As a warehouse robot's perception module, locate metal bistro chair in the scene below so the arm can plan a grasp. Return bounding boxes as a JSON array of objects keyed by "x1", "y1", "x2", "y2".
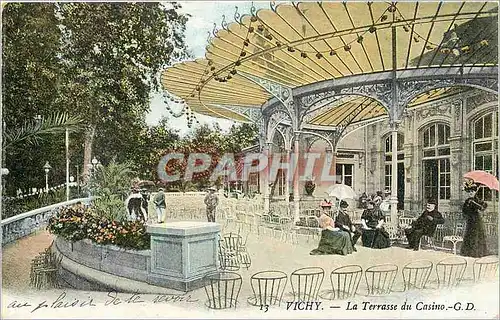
[
  {"x1": 223, "y1": 209, "x2": 238, "y2": 231},
  {"x1": 306, "y1": 215, "x2": 321, "y2": 241},
  {"x1": 364, "y1": 264, "x2": 398, "y2": 296},
  {"x1": 473, "y1": 256, "x2": 499, "y2": 283},
  {"x1": 320, "y1": 265, "x2": 362, "y2": 300},
  {"x1": 237, "y1": 233, "x2": 252, "y2": 269},
  {"x1": 402, "y1": 260, "x2": 433, "y2": 291},
  {"x1": 203, "y1": 272, "x2": 242, "y2": 309},
  {"x1": 442, "y1": 223, "x2": 464, "y2": 255},
  {"x1": 290, "y1": 267, "x2": 324, "y2": 302},
  {"x1": 435, "y1": 256, "x2": 467, "y2": 288},
  {"x1": 218, "y1": 234, "x2": 240, "y2": 271},
  {"x1": 279, "y1": 216, "x2": 299, "y2": 244},
  {"x1": 248, "y1": 270, "x2": 287, "y2": 308},
  {"x1": 384, "y1": 224, "x2": 401, "y2": 245},
  {"x1": 252, "y1": 213, "x2": 263, "y2": 238},
  {"x1": 30, "y1": 248, "x2": 63, "y2": 290}
]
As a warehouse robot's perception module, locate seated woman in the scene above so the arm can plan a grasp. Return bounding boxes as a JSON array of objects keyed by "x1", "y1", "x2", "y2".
[
  {"x1": 335, "y1": 200, "x2": 361, "y2": 250},
  {"x1": 360, "y1": 200, "x2": 391, "y2": 249},
  {"x1": 310, "y1": 201, "x2": 354, "y2": 255}
]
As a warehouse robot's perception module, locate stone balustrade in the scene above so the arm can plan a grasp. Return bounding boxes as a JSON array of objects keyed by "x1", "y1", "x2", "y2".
[{"x1": 1, "y1": 197, "x2": 91, "y2": 246}]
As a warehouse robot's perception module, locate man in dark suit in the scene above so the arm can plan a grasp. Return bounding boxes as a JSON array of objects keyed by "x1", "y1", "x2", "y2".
[
  {"x1": 127, "y1": 188, "x2": 144, "y2": 221},
  {"x1": 404, "y1": 199, "x2": 445, "y2": 251},
  {"x1": 335, "y1": 200, "x2": 362, "y2": 249}
]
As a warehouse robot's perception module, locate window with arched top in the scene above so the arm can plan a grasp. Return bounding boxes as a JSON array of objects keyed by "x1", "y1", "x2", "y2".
[
  {"x1": 421, "y1": 123, "x2": 451, "y2": 201},
  {"x1": 472, "y1": 112, "x2": 498, "y2": 201}
]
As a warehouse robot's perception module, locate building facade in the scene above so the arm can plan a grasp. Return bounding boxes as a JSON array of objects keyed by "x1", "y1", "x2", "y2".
[{"x1": 252, "y1": 90, "x2": 498, "y2": 215}]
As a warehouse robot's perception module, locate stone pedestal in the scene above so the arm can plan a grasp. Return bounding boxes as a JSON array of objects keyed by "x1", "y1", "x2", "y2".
[{"x1": 146, "y1": 221, "x2": 220, "y2": 292}]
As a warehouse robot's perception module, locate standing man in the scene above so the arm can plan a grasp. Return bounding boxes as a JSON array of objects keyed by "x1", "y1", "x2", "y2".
[
  {"x1": 154, "y1": 188, "x2": 166, "y2": 223},
  {"x1": 404, "y1": 199, "x2": 444, "y2": 251},
  {"x1": 204, "y1": 187, "x2": 219, "y2": 222},
  {"x1": 140, "y1": 188, "x2": 150, "y2": 221}
]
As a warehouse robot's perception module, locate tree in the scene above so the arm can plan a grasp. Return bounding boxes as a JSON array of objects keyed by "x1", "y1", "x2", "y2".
[
  {"x1": 2, "y1": 113, "x2": 82, "y2": 153},
  {"x1": 2, "y1": 3, "x2": 190, "y2": 194},
  {"x1": 159, "y1": 123, "x2": 258, "y2": 191},
  {"x1": 134, "y1": 117, "x2": 180, "y2": 180},
  {"x1": 2, "y1": 3, "x2": 76, "y2": 194},
  {"x1": 56, "y1": 2, "x2": 190, "y2": 179},
  {"x1": 225, "y1": 123, "x2": 259, "y2": 153},
  {"x1": 2, "y1": 3, "x2": 63, "y2": 126}
]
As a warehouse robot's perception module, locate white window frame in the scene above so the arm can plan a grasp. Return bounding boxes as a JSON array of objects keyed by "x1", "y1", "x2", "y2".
[
  {"x1": 336, "y1": 163, "x2": 354, "y2": 188},
  {"x1": 472, "y1": 112, "x2": 498, "y2": 201},
  {"x1": 422, "y1": 123, "x2": 451, "y2": 200}
]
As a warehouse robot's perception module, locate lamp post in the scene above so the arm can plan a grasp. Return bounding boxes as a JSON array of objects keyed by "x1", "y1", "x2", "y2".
[
  {"x1": 75, "y1": 165, "x2": 80, "y2": 196},
  {"x1": 66, "y1": 128, "x2": 70, "y2": 201},
  {"x1": 87, "y1": 157, "x2": 99, "y2": 197},
  {"x1": 69, "y1": 176, "x2": 75, "y2": 198},
  {"x1": 43, "y1": 161, "x2": 52, "y2": 192}
]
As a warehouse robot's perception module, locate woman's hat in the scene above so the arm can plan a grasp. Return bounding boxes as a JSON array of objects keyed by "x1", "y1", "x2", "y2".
[
  {"x1": 320, "y1": 200, "x2": 332, "y2": 207},
  {"x1": 463, "y1": 180, "x2": 478, "y2": 192},
  {"x1": 426, "y1": 198, "x2": 437, "y2": 205}
]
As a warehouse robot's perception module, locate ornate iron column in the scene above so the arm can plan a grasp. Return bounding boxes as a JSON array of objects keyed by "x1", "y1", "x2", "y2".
[
  {"x1": 389, "y1": 125, "x2": 399, "y2": 225},
  {"x1": 263, "y1": 142, "x2": 272, "y2": 214},
  {"x1": 389, "y1": 25, "x2": 400, "y2": 227},
  {"x1": 292, "y1": 132, "x2": 301, "y2": 222},
  {"x1": 284, "y1": 147, "x2": 291, "y2": 216},
  {"x1": 449, "y1": 98, "x2": 465, "y2": 212}
]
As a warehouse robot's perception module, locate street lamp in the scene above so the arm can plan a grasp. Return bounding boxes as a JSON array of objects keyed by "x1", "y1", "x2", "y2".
[
  {"x1": 75, "y1": 165, "x2": 80, "y2": 196},
  {"x1": 87, "y1": 157, "x2": 99, "y2": 197},
  {"x1": 43, "y1": 161, "x2": 52, "y2": 192}
]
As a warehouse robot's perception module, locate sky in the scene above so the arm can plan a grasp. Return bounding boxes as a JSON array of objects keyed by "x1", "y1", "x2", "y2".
[{"x1": 145, "y1": 1, "x2": 271, "y2": 136}]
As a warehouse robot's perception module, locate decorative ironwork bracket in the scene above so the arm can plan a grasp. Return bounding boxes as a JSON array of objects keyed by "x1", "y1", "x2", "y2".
[
  {"x1": 297, "y1": 82, "x2": 393, "y2": 128},
  {"x1": 267, "y1": 110, "x2": 291, "y2": 145},
  {"x1": 239, "y1": 71, "x2": 297, "y2": 130},
  {"x1": 220, "y1": 105, "x2": 262, "y2": 123}
]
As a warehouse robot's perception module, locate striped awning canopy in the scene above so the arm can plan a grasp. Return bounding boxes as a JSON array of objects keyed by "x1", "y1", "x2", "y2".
[{"x1": 161, "y1": 2, "x2": 498, "y2": 126}]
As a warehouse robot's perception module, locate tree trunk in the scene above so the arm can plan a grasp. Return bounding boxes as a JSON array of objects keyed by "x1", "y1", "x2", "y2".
[{"x1": 82, "y1": 125, "x2": 96, "y2": 183}]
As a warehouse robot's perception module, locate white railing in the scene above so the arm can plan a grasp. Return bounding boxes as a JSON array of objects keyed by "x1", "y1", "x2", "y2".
[
  {"x1": 6, "y1": 183, "x2": 79, "y2": 200},
  {"x1": 1, "y1": 197, "x2": 91, "y2": 246}
]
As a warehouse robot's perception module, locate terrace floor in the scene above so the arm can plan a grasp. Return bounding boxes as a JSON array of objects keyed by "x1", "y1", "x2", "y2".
[{"x1": 2, "y1": 224, "x2": 498, "y2": 319}]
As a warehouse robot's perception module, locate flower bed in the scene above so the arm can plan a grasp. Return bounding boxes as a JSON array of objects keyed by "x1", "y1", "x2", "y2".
[{"x1": 47, "y1": 203, "x2": 150, "y2": 250}]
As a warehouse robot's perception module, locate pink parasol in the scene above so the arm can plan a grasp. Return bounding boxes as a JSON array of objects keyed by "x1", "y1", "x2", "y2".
[{"x1": 464, "y1": 170, "x2": 499, "y2": 191}]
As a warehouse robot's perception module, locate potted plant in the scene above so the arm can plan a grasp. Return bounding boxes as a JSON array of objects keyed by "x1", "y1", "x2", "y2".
[{"x1": 304, "y1": 180, "x2": 316, "y2": 196}]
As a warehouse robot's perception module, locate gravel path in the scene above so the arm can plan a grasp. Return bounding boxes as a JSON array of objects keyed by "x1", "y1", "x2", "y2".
[{"x1": 2, "y1": 230, "x2": 55, "y2": 292}]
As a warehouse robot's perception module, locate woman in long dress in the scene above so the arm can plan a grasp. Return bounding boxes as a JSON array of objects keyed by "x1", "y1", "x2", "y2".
[
  {"x1": 461, "y1": 183, "x2": 488, "y2": 258},
  {"x1": 360, "y1": 200, "x2": 391, "y2": 249},
  {"x1": 310, "y1": 201, "x2": 354, "y2": 255}
]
